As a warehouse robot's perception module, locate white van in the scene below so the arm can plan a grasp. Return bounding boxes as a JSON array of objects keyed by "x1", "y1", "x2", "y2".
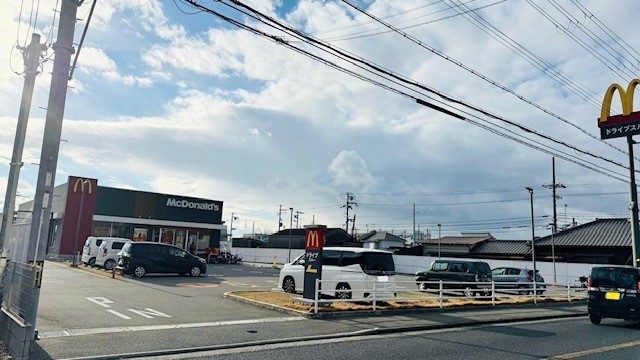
[
  {"x1": 95, "y1": 238, "x2": 130, "y2": 270},
  {"x1": 278, "y1": 247, "x2": 396, "y2": 300},
  {"x1": 82, "y1": 237, "x2": 130, "y2": 267}
]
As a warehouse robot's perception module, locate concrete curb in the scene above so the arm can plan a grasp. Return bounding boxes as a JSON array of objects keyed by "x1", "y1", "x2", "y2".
[{"x1": 223, "y1": 292, "x2": 312, "y2": 317}]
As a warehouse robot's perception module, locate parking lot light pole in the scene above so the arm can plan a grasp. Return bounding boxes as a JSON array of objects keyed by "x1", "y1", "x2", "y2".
[
  {"x1": 526, "y1": 187, "x2": 537, "y2": 282},
  {"x1": 288, "y1": 207, "x2": 293, "y2": 263},
  {"x1": 72, "y1": 179, "x2": 89, "y2": 267},
  {"x1": 437, "y1": 223, "x2": 441, "y2": 258}
]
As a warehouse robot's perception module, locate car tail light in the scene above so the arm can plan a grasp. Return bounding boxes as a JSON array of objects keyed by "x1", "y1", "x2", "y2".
[
  {"x1": 637, "y1": 281, "x2": 640, "y2": 291},
  {"x1": 103, "y1": 248, "x2": 107, "y2": 257},
  {"x1": 526, "y1": 274, "x2": 533, "y2": 282}
]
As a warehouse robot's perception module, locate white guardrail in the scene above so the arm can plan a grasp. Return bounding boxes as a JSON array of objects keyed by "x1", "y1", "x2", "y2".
[{"x1": 308, "y1": 279, "x2": 588, "y2": 314}]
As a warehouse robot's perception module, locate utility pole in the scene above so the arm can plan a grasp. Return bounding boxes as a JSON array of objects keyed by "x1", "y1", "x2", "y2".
[
  {"x1": 25, "y1": 0, "x2": 81, "y2": 342},
  {"x1": 0, "y1": 33, "x2": 46, "y2": 264},
  {"x1": 294, "y1": 210, "x2": 303, "y2": 228},
  {"x1": 278, "y1": 205, "x2": 286, "y2": 232},
  {"x1": 342, "y1": 193, "x2": 357, "y2": 233},
  {"x1": 229, "y1": 213, "x2": 238, "y2": 239},
  {"x1": 543, "y1": 157, "x2": 566, "y2": 234}
]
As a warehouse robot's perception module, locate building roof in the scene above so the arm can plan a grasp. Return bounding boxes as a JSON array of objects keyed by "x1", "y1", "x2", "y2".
[
  {"x1": 536, "y1": 218, "x2": 630, "y2": 247},
  {"x1": 357, "y1": 230, "x2": 406, "y2": 244},
  {"x1": 421, "y1": 235, "x2": 492, "y2": 246},
  {"x1": 471, "y1": 240, "x2": 531, "y2": 255}
]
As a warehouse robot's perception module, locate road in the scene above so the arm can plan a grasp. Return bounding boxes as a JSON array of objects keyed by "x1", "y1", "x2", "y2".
[
  {"x1": 138, "y1": 317, "x2": 640, "y2": 360},
  {"x1": 29, "y1": 261, "x2": 584, "y2": 359}
]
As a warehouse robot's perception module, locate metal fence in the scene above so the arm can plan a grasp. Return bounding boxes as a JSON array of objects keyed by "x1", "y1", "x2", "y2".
[
  {"x1": 308, "y1": 279, "x2": 588, "y2": 314},
  {"x1": 1, "y1": 261, "x2": 36, "y2": 324}
]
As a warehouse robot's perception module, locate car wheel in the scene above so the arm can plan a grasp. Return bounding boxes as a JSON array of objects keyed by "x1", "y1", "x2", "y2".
[
  {"x1": 418, "y1": 282, "x2": 428, "y2": 291},
  {"x1": 336, "y1": 283, "x2": 352, "y2": 300},
  {"x1": 282, "y1": 276, "x2": 296, "y2": 293},
  {"x1": 189, "y1": 266, "x2": 201, "y2": 277},
  {"x1": 518, "y1": 285, "x2": 530, "y2": 295},
  {"x1": 133, "y1": 265, "x2": 146, "y2": 278},
  {"x1": 463, "y1": 287, "x2": 475, "y2": 298},
  {"x1": 104, "y1": 259, "x2": 116, "y2": 270},
  {"x1": 88, "y1": 257, "x2": 96, "y2": 267},
  {"x1": 590, "y1": 314, "x2": 602, "y2": 325}
]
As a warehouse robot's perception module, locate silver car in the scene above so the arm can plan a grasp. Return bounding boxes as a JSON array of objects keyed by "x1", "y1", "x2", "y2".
[{"x1": 491, "y1": 267, "x2": 545, "y2": 295}]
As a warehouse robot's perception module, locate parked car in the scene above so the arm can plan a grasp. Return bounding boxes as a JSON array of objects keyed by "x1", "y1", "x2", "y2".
[
  {"x1": 81, "y1": 237, "x2": 130, "y2": 267},
  {"x1": 95, "y1": 238, "x2": 130, "y2": 270},
  {"x1": 491, "y1": 267, "x2": 546, "y2": 295},
  {"x1": 415, "y1": 259, "x2": 492, "y2": 297},
  {"x1": 278, "y1": 247, "x2": 396, "y2": 300},
  {"x1": 587, "y1": 265, "x2": 640, "y2": 324},
  {"x1": 117, "y1": 242, "x2": 207, "y2": 278}
]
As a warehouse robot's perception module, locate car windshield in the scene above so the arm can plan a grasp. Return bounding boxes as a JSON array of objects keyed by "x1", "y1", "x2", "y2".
[{"x1": 590, "y1": 267, "x2": 639, "y2": 289}]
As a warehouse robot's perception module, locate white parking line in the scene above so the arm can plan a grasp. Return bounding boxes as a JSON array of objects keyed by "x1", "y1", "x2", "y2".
[
  {"x1": 250, "y1": 271, "x2": 263, "y2": 274},
  {"x1": 38, "y1": 317, "x2": 306, "y2": 339}
]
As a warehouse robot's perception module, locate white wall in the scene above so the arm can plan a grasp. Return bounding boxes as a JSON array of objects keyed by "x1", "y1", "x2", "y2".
[{"x1": 233, "y1": 248, "x2": 596, "y2": 285}]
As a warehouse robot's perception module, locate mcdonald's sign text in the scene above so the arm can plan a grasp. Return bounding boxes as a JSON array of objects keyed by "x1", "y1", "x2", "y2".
[{"x1": 598, "y1": 79, "x2": 640, "y2": 139}]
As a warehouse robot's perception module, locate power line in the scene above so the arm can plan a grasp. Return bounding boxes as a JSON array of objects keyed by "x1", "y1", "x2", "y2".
[
  {"x1": 342, "y1": 0, "x2": 637, "y2": 163},
  {"x1": 182, "y1": 0, "x2": 633, "y2": 183}
]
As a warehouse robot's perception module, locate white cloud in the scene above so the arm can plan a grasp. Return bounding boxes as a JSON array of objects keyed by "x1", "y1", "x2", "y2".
[{"x1": 329, "y1": 151, "x2": 376, "y2": 191}]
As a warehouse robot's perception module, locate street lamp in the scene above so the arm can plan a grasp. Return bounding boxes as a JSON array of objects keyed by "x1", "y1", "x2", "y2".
[
  {"x1": 525, "y1": 187, "x2": 537, "y2": 283},
  {"x1": 437, "y1": 223, "x2": 441, "y2": 259},
  {"x1": 72, "y1": 179, "x2": 90, "y2": 267},
  {"x1": 288, "y1": 207, "x2": 293, "y2": 262}
]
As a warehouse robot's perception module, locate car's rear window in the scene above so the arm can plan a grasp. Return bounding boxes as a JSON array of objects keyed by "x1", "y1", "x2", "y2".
[
  {"x1": 590, "y1": 267, "x2": 639, "y2": 289},
  {"x1": 476, "y1": 262, "x2": 491, "y2": 274},
  {"x1": 360, "y1": 252, "x2": 396, "y2": 275}
]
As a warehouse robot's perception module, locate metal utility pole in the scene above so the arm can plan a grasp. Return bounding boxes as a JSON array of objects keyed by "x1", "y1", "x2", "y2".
[
  {"x1": 25, "y1": 0, "x2": 80, "y2": 341},
  {"x1": 287, "y1": 207, "x2": 293, "y2": 262},
  {"x1": 525, "y1": 187, "x2": 537, "y2": 280},
  {"x1": 543, "y1": 157, "x2": 566, "y2": 234},
  {"x1": 0, "y1": 33, "x2": 46, "y2": 263},
  {"x1": 627, "y1": 136, "x2": 640, "y2": 266}
]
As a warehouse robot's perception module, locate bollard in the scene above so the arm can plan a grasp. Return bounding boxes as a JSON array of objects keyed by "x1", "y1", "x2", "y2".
[
  {"x1": 111, "y1": 266, "x2": 116, "y2": 279},
  {"x1": 272, "y1": 256, "x2": 278, "y2": 269}
]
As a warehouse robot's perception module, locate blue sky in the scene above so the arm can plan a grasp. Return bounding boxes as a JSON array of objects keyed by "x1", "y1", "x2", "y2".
[{"x1": 1, "y1": 0, "x2": 639, "y2": 239}]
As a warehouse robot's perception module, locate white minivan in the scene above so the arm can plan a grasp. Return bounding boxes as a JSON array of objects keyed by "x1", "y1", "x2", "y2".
[
  {"x1": 95, "y1": 238, "x2": 130, "y2": 270},
  {"x1": 278, "y1": 247, "x2": 396, "y2": 300},
  {"x1": 82, "y1": 237, "x2": 130, "y2": 267}
]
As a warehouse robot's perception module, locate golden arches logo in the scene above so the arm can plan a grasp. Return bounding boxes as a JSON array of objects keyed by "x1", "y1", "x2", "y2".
[
  {"x1": 73, "y1": 178, "x2": 93, "y2": 194},
  {"x1": 306, "y1": 230, "x2": 320, "y2": 248},
  {"x1": 600, "y1": 78, "x2": 640, "y2": 123}
]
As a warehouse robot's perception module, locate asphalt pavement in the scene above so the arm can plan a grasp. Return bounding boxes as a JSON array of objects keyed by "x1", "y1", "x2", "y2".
[{"x1": 22, "y1": 262, "x2": 588, "y2": 359}]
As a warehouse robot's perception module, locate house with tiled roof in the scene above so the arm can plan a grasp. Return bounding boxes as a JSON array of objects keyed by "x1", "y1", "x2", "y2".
[
  {"x1": 357, "y1": 230, "x2": 407, "y2": 251},
  {"x1": 420, "y1": 232, "x2": 494, "y2": 257},
  {"x1": 534, "y1": 218, "x2": 631, "y2": 264}
]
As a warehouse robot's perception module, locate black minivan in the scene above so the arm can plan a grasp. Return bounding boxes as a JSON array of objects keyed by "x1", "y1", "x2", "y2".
[
  {"x1": 587, "y1": 265, "x2": 640, "y2": 324},
  {"x1": 117, "y1": 242, "x2": 207, "y2": 278}
]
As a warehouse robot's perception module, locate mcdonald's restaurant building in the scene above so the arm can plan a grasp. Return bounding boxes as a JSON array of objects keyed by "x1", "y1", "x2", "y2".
[{"x1": 18, "y1": 175, "x2": 226, "y2": 260}]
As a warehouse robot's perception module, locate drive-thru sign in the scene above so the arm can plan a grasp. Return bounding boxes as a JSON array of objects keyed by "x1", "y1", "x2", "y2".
[{"x1": 303, "y1": 225, "x2": 325, "y2": 300}]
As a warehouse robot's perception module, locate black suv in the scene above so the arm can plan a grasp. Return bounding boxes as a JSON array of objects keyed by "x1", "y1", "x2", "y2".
[
  {"x1": 117, "y1": 242, "x2": 207, "y2": 278},
  {"x1": 415, "y1": 259, "x2": 492, "y2": 297},
  {"x1": 587, "y1": 265, "x2": 640, "y2": 324}
]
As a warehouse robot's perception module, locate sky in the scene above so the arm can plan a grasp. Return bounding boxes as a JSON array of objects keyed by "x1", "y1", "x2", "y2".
[{"x1": 1, "y1": 0, "x2": 639, "y2": 240}]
